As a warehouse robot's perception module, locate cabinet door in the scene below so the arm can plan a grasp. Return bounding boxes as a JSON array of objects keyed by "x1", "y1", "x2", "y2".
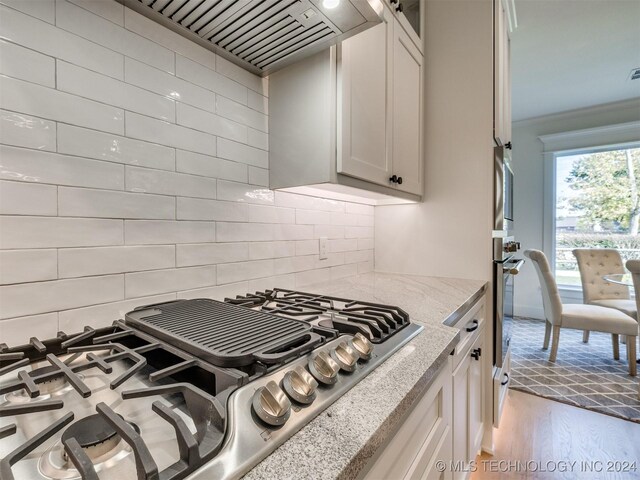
[
  {"x1": 338, "y1": 14, "x2": 393, "y2": 186},
  {"x1": 391, "y1": 20, "x2": 424, "y2": 196},
  {"x1": 468, "y1": 335, "x2": 485, "y2": 458},
  {"x1": 451, "y1": 353, "x2": 470, "y2": 480},
  {"x1": 494, "y1": 0, "x2": 512, "y2": 145}
]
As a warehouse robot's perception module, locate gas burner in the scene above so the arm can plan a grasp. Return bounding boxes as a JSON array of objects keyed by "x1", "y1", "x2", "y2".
[
  {"x1": 62, "y1": 414, "x2": 137, "y2": 460},
  {"x1": 4, "y1": 366, "x2": 83, "y2": 404},
  {"x1": 39, "y1": 414, "x2": 141, "y2": 479}
]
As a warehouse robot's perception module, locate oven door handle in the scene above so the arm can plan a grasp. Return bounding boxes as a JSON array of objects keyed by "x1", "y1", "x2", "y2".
[{"x1": 503, "y1": 259, "x2": 525, "y2": 275}]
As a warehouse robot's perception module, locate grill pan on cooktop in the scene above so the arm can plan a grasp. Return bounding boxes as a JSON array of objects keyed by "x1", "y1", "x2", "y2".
[{"x1": 125, "y1": 298, "x2": 323, "y2": 367}]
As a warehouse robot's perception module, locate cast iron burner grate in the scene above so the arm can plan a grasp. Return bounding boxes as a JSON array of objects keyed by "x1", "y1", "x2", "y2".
[{"x1": 224, "y1": 288, "x2": 411, "y2": 343}]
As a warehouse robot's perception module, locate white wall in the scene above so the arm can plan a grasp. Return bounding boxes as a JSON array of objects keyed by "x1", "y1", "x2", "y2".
[
  {"x1": 512, "y1": 99, "x2": 640, "y2": 319},
  {"x1": 0, "y1": 0, "x2": 374, "y2": 346},
  {"x1": 375, "y1": 0, "x2": 494, "y2": 284}
]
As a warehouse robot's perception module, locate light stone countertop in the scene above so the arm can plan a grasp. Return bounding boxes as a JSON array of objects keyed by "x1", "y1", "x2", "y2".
[{"x1": 243, "y1": 272, "x2": 487, "y2": 480}]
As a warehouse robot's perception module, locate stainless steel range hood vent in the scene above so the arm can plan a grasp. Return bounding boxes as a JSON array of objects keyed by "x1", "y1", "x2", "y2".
[{"x1": 120, "y1": 0, "x2": 384, "y2": 76}]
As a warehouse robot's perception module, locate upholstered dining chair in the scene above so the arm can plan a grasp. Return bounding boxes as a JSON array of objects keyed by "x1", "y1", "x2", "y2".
[
  {"x1": 573, "y1": 249, "x2": 637, "y2": 343},
  {"x1": 624, "y1": 260, "x2": 640, "y2": 399},
  {"x1": 525, "y1": 249, "x2": 637, "y2": 375}
]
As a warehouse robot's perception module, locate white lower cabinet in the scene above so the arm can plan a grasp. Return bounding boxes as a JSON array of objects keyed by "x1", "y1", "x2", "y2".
[
  {"x1": 362, "y1": 358, "x2": 453, "y2": 480},
  {"x1": 362, "y1": 296, "x2": 487, "y2": 480}
]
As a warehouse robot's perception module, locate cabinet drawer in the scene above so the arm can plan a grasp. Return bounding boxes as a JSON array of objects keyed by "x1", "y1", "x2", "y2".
[
  {"x1": 450, "y1": 298, "x2": 485, "y2": 368},
  {"x1": 362, "y1": 359, "x2": 452, "y2": 480}
]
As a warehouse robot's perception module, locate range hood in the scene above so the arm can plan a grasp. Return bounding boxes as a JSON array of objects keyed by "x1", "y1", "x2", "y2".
[{"x1": 119, "y1": 0, "x2": 384, "y2": 77}]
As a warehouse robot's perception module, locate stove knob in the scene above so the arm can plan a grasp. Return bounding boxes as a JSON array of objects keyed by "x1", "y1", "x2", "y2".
[
  {"x1": 281, "y1": 365, "x2": 318, "y2": 404},
  {"x1": 252, "y1": 380, "x2": 291, "y2": 426},
  {"x1": 330, "y1": 341, "x2": 359, "y2": 373},
  {"x1": 308, "y1": 351, "x2": 340, "y2": 385},
  {"x1": 349, "y1": 333, "x2": 373, "y2": 360}
]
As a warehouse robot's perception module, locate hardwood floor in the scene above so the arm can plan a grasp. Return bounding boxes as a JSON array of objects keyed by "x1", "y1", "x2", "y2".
[{"x1": 471, "y1": 390, "x2": 640, "y2": 480}]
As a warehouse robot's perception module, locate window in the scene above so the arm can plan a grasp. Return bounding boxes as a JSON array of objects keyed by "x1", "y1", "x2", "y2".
[{"x1": 554, "y1": 146, "x2": 640, "y2": 285}]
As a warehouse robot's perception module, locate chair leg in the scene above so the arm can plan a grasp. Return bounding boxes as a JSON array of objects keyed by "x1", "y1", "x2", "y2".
[
  {"x1": 549, "y1": 326, "x2": 561, "y2": 363},
  {"x1": 628, "y1": 336, "x2": 637, "y2": 376},
  {"x1": 543, "y1": 321, "x2": 551, "y2": 350},
  {"x1": 612, "y1": 334, "x2": 620, "y2": 360},
  {"x1": 583, "y1": 330, "x2": 590, "y2": 343}
]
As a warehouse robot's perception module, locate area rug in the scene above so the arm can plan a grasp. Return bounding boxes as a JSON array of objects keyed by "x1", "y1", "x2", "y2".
[{"x1": 509, "y1": 318, "x2": 640, "y2": 423}]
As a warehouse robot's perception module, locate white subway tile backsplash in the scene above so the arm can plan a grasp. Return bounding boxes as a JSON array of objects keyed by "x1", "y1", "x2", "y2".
[
  {"x1": 275, "y1": 191, "x2": 344, "y2": 212},
  {"x1": 274, "y1": 224, "x2": 314, "y2": 241},
  {"x1": 126, "y1": 166, "x2": 217, "y2": 199},
  {"x1": 296, "y1": 209, "x2": 331, "y2": 225},
  {"x1": 57, "y1": 61, "x2": 175, "y2": 122},
  {"x1": 176, "y1": 150, "x2": 247, "y2": 183},
  {"x1": 249, "y1": 205, "x2": 295, "y2": 224},
  {"x1": 176, "y1": 55, "x2": 247, "y2": 105},
  {"x1": 177, "y1": 282, "x2": 247, "y2": 301},
  {"x1": 247, "y1": 90, "x2": 268, "y2": 115},
  {"x1": 0, "y1": 5, "x2": 123, "y2": 79},
  {"x1": 68, "y1": 0, "x2": 124, "y2": 25},
  {"x1": 216, "y1": 222, "x2": 275, "y2": 242},
  {"x1": 249, "y1": 241, "x2": 295, "y2": 260},
  {"x1": 177, "y1": 243, "x2": 249, "y2": 267},
  {"x1": 0, "y1": 313, "x2": 58, "y2": 346},
  {"x1": 176, "y1": 102, "x2": 247, "y2": 143},
  {"x1": 0, "y1": 145, "x2": 124, "y2": 189},
  {"x1": 124, "y1": 9, "x2": 216, "y2": 70},
  {"x1": 125, "y1": 112, "x2": 216, "y2": 156},
  {"x1": 0, "y1": 110, "x2": 56, "y2": 151},
  {"x1": 125, "y1": 266, "x2": 216, "y2": 298},
  {"x1": 59, "y1": 186, "x2": 175, "y2": 219},
  {"x1": 56, "y1": 0, "x2": 175, "y2": 73},
  {"x1": 0, "y1": 181, "x2": 57, "y2": 216},
  {"x1": 248, "y1": 167, "x2": 269, "y2": 187},
  {"x1": 177, "y1": 197, "x2": 248, "y2": 222},
  {"x1": 57, "y1": 124, "x2": 175, "y2": 171},
  {"x1": 295, "y1": 240, "x2": 319, "y2": 256},
  {"x1": 59, "y1": 245, "x2": 175, "y2": 278},
  {"x1": 331, "y1": 263, "x2": 358, "y2": 281},
  {"x1": 0, "y1": 39, "x2": 55, "y2": 87},
  {"x1": 0, "y1": 1, "x2": 374, "y2": 338},
  {"x1": 215, "y1": 55, "x2": 266, "y2": 96},
  {"x1": 58, "y1": 293, "x2": 176, "y2": 331},
  {"x1": 248, "y1": 274, "x2": 295, "y2": 292},
  {"x1": 346, "y1": 226, "x2": 375, "y2": 239},
  {"x1": 124, "y1": 57, "x2": 216, "y2": 112},
  {"x1": 217, "y1": 180, "x2": 274, "y2": 205},
  {"x1": 0, "y1": 274, "x2": 124, "y2": 319},
  {"x1": 0, "y1": 217, "x2": 123, "y2": 249},
  {"x1": 217, "y1": 259, "x2": 274, "y2": 284},
  {"x1": 0, "y1": 249, "x2": 57, "y2": 284},
  {"x1": 247, "y1": 128, "x2": 268, "y2": 150},
  {"x1": 0, "y1": 75, "x2": 124, "y2": 134},
  {"x1": 125, "y1": 220, "x2": 215, "y2": 245},
  {"x1": 295, "y1": 267, "x2": 330, "y2": 288},
  {"x1": 217, "y1": 138, "x2": 268, "y2": 168},
  {"x1": 216, "y1": 95, "x2": 268, "y2": 133},
  {"x1": 0, "y1": 0, "x2": 55, "y2": 23}
]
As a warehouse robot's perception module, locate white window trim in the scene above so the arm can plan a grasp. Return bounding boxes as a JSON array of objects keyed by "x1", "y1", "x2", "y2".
[{"x1": 539, "y1": 120, "x2": 640, "y2": 293}]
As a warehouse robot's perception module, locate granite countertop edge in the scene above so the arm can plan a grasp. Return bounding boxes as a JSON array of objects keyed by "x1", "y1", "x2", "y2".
[{"x1": 243, "y1": 273, "x2": 488, "y2": 480}]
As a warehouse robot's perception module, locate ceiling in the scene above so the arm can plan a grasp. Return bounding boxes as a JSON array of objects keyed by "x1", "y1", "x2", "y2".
[{"x1": 511, "y1": 0, "x2": 640, "y2": 121}]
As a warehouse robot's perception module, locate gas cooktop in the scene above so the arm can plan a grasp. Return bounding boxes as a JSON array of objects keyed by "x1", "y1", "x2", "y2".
[{"x1": 0, "y1": 288, "x2": 422, "y2": 480}]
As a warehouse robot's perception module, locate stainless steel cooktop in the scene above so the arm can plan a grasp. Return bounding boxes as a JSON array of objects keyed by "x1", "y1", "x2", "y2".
[{"x1": 0, "y1": 288, "x2": 422, "y2": 480}]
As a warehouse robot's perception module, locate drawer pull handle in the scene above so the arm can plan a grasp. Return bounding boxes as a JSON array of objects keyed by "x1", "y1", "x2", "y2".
[
  {"x1": 501, "y1": 373, "x2": 510, "y2": 386},
  {"x1": 471, "y1": 348, "x2": 482, "y2": 360},
  {"x1": 465, "y1": 320, "x2": 479, "y2": 332}
]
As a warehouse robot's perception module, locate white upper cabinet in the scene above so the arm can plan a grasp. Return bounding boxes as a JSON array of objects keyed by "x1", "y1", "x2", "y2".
[
  {"x1": 386, "y1": 0, "x2": 424, "y2": 54},
  {"x1": 269, "y1": 3, "x2": 424, "y2": 203},
  {"x1": 338, "y1": 12, "x2": 393, "y2": 187},
  {"x1": 391, "y1": 24, "x2": 423, "y2": 196},
  {"x1": 494, "y1": 0, "x2": 513, "y2": 146}
]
